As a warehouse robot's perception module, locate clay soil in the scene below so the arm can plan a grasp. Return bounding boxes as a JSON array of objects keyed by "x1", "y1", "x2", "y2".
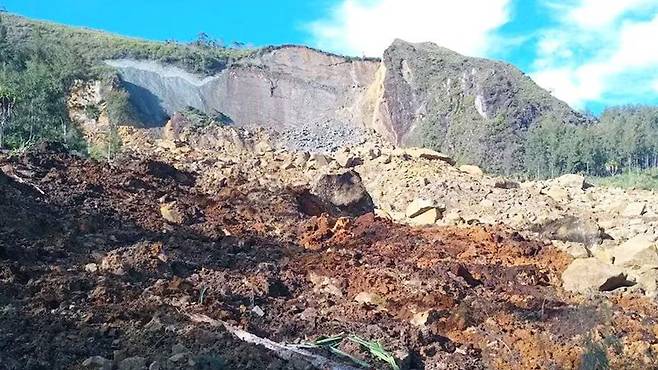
[{"x1": 2, "y1": 150, "x2": 658, "y2": 370}]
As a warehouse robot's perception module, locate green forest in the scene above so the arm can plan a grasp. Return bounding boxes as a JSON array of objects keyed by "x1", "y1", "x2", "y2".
[
  {"x1": 524, "y1": 106, "x2": 658, "y2": 179},
  {"x1": 0, "y1": 13, "x2": 251, "y2": 153}
]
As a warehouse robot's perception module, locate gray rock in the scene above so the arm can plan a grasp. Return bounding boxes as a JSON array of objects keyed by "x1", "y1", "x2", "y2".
[
  {"x1": 538, "y1": 216, "x2": 603, "y2": 246},
  {"x1": 118, "y1": 356, "x2": 147, "y2": 370},
  {"x1": 311, "y1": 171, "x2": 374, "y2": 217},
  {"x1": 82, "y1": 356, "x2": 112, "y2": 370}
]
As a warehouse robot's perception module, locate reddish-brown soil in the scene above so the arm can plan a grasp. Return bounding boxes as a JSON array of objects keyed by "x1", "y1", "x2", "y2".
[{"x1": 1, "y1": 150, "x2": 658, "y2": 370}]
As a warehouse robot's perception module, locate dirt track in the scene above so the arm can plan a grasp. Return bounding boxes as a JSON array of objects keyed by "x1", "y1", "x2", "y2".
[{"x1": 2, "y1": 150, "x2": 658, "y2": 369}]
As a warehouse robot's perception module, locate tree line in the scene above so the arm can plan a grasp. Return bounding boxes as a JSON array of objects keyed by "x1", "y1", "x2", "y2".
[
  {"x1": 524, "y1": 106, "x2": 658, "y2": 178},
  {"x1": 0, "y1": 15, "x2": 90, "y2": 151}
]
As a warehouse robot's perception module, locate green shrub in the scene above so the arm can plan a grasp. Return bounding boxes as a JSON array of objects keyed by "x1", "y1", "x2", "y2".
[{"x1": 105, "y1": 90, "x2": 137, "y2": 125}]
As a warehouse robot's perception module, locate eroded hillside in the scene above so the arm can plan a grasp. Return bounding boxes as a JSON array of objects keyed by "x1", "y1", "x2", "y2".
[{"x1": 105, "y1": 39, "x2": 590, "y2": 173}]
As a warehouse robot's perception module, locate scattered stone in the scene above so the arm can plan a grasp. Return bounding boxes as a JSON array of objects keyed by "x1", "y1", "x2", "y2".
[
  {"x1": 143, "y1": 316, "x2": 163, "y2": 332},
  {"x1": 168, "y1": 353, "x2": 186, "y2": 363},
  {"x1": 293, "y1": 152, "x2": 310, "y2": 167},
  {"x1": 118, "y1": 356, "x2": 147, "y2": 370},
  {"x1": 411, "y1": 311, "x2": 432, "y2": 327},
  {"x1": 562, "y1": 258, "x2": 632, "y2": 293},
  {"x1": 622, "y1": 202, "x2": 647, "y2": 218},
  {"x1": 162, "y1": 112, "x2": 189, "y2": 141},
  {"x1": 252, "y1": 306, "x2": 265, "y2": 317},
  {"x1": 459, "y1": 165, "x2": 484, "y2": 177},
  {"x1": 377, "y1": 154, "x2": 392, "y2": 164},
  {"x1": 148, "y1": 362, "x2": 161, "y2": 370},
  {"x1": 280, "y1": 160, "x2": 295, "y2": 170},
  {"x1": 374, "y1": 208, "x2": 393, "y2": 220},
  {"x1": 553, "y1": 241, "x2": 591, "y2": 259},
  {"x1": 493, "y1": 180, "x2": 519, "y2": 189},
  {"x1": 310, "y1": 153, "x2": 330, "y2": 168},
  {"x1": 555, "y1": 174, "x2": 587, "y2": 190},
  {"x1": 366, "y1": 147, "x2": 382, "y2": 160},
  {"x1": 353, "y1": 292, "x2": 386, "y2": 307},
  {"x1": 405, "y1": 198, "x2": 436, "y2": 218},
  {"x1": 405, "y1": 148, "x2": 456, "y2": 165},
  {"x1": 334, "y1": 148, "x2": 360, "y2": 168},
  {"x1": 159, "y1": 202, "x2": 184, "y2": 224},
  {"x1": 308, "y1": 272, "x2": 343, "y2": 297},
  {"x1": 254, "y1": 140, "x2": 273, "y2": 154},
  {"x1": 410, "y1": 208, "x2": 441, "y2": 226},
  {"x1": 84, "y1": 263, "x2": 98, "y2": 273},
  {"x1": 629, "y1": 266, "x2": 658, "y2": 298},
  {"x1": 311, "y1": 170, "x2": 374, "y2": 216},
  {"x1": 545, "y1": 186, "x2": 571, "y2": 203},
  {"x1": 82, "y1": 356, "x2": 112, "y2": 370}
]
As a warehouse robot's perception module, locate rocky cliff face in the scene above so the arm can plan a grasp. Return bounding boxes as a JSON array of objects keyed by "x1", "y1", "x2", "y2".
[
  {"x1": 378, "y1": 40, "x2": 589, "y2": 174},
  {"x1": 108, "y1": 46, "x2": 381, "y2": 152},
  {"x1": 108, "y1": 41, "x2": 588, "y2": 172}
]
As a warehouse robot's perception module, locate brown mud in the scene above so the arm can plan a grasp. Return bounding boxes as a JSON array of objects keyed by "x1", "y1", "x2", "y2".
[{"x1": 1, "y1": 150, "x2": 658, "y2": 369}]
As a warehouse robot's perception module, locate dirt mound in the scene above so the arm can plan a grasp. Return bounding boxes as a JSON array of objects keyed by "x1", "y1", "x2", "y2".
[{"x1": 2, "y1": 152, "x2": 658, "y2": 369}]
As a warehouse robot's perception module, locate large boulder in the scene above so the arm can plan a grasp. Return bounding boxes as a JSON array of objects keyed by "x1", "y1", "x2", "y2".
[
  {"x1": 628, "y1": 266, "x2": 658, "y2": 298},
  {"x1": 334, "y1": 148, "x2": 361, "y2": 168},
  {"x1": 404, "y1": 148, "x2": 456, "y2": 165},
  {"x1": 459, "y1": 165, "x2": 483, "y2": 177},
  {"x1": 554, "y1": 174, "x2": 588, "y2": 190},
  {"x1": 311, "y1": 171, "x2": 374, "y2": 217},
  {"x1": 610, "y1": 235, "x2": 658, "y2": 267},
  {"x1": 405, "y1": 199, "x2": 436, "y2": 218},
  {"x1": 163, "y1": 112, "x2": 191, "y2": 141},
  {"x1": 538, "y1": 216, "x2": 603, "y2": 246},
  {"x1": 562, "y1": 258, "x2": 633, "y2": 293}
]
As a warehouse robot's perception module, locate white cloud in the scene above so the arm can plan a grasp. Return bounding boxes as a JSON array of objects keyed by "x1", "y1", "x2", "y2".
[
  {"x1": 531, "y1": 1, "x2": 658, "y2": 108},
  {"x1": 307, "y1": 0, "x2": 511, "y2": 57},
  {"x1": 567, "y1": 0, "x2": 652, "y2": 29},
  {"x1": 653, "y1": 79, "x2": 658, "y2": 93}
]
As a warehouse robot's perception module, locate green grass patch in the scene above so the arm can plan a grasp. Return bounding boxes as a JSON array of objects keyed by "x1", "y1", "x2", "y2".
[{"x1": 591, "y1": 169, "x2": 658, "y2": 190}]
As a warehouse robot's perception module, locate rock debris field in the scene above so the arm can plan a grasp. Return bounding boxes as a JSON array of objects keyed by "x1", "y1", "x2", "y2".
[{"x1": 3, "y1": 124, "x2": 658, "y2": 369}]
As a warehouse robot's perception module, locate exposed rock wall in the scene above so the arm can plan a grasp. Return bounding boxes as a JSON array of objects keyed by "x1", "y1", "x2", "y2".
[
  {"x1": 107, "y1": 41, "x2": 590, "y2": 172},
  {"x1": 107, "y1": 46, "x2": 381, "y2": 150}
]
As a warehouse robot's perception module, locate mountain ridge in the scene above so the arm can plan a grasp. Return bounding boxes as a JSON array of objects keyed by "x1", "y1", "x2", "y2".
[{"x1": 1, "y1": 13, "x2": 591, "y2": 174}]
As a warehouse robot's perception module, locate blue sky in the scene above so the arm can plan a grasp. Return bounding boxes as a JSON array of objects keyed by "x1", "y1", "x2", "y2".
[{"x1": 5, "y1": 0, "x2": 658, "y2": 112}]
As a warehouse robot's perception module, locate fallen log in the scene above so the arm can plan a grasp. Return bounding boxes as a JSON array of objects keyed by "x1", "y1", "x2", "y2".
[{"x1": 187, "y1": 313, "x2": 361, "y2": 370}]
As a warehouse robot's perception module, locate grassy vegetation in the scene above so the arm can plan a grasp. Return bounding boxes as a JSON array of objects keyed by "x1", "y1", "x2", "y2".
[
  {"x1": 304, "y1": 333, "x2": 400, "y2": 370},
  {"x1": 0, "y1": 13, "x2": 256, "y2": 153},
  {"x1": 591, "y1": 168, "x2": 658, "y2": 190},
  {"x1": 3, "y1": 13, "x2": 255, "y2": 75}
]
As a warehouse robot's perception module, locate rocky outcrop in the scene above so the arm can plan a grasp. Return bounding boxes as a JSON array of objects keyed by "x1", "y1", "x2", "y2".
[
  {"x1": 107, "y1": 46, "x2": 381, "y2": 151},
  {"x1": 378, "y1": 40, "x2": 589, "y2": 173},
  {"x1": 107, "y1": 41, "x2": 588, "y2": 173}
]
